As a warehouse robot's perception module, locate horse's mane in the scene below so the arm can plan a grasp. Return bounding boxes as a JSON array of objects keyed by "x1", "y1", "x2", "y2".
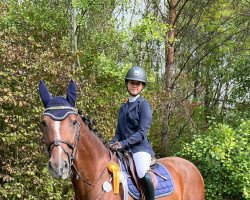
[{"x1": 78, "y1": 110, "x2": 108, "y2": 145}]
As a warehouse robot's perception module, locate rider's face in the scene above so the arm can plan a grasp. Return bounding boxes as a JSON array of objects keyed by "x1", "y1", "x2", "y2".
[{"x1": 127, "y1": 80, "x2": 144, "y2": 96}]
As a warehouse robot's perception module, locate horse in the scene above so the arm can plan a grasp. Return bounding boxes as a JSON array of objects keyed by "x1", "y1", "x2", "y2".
[{"x1": 39, "y1": 80, "x2": 205, "y2": 200}]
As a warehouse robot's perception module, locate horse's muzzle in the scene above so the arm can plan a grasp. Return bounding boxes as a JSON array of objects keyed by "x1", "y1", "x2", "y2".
[{"x1": 48, "y1": 158, "x2": 70, "y2": 179}]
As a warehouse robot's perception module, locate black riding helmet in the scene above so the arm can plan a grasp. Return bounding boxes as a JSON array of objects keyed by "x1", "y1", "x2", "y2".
[{"x1": 125, "y1": 66, "x2": 147, "y2": 85}]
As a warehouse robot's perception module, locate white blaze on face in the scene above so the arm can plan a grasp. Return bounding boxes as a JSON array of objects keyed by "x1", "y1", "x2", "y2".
[{"x1": 54, "y1": 121, "x2": 62, "y2": 160}]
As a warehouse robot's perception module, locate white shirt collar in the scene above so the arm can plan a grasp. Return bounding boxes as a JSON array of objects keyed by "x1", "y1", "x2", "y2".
[{"x1": 129, "y1": 95, "x2": 140, "y2": 102}]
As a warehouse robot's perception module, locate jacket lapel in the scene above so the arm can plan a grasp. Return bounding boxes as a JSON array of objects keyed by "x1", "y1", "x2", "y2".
[
  {"x1": 128, "y1": 96, "x2": 143, "y2": 112},
  {"x1": 122, "y1": 102, "x2": 128, "y2": 116}
]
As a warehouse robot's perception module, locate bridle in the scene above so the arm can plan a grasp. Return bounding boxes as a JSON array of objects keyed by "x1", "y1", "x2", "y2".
[
  {"x1": 46, "y1": 115, "x2": 81, "y2": 172},
  {"x1": 44, "y1": 108, "x2": 117, "y2": 199},
  {"x1": 43, "y1": 106, "x2": 80, "y2": 171},
  {"x1": 44, "y1": 109, "x2": 115, "y2": 178}
]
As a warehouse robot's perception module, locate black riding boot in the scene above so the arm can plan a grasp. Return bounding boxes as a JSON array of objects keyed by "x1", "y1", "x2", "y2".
[{"x1": 140, "y1": 172, "x2": 155, "y2": 200}]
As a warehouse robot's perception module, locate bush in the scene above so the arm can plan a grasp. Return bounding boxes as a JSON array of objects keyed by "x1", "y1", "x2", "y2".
[{"x1": 178, "y1": 120, "x2": 250, "y2": 200}]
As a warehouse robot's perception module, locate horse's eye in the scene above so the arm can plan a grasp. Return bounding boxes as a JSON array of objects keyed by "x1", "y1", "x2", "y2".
[
  {"x1": 72, "y1": 120, "x2": 78, "y2": 126},
  {"x1": 41, "y1": 120, "x2": 47, "y2": 127}
]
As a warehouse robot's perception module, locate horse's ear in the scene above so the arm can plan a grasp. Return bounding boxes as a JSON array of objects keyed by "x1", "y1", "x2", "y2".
[
  {"x1": 39, "y1": 80, "x2": 52, "y2": 107},
  {"x1": 66, "y1": 79, "x2": 77, "y2": 107}
]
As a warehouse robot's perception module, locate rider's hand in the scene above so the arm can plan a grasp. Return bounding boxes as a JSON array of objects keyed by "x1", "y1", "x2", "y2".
[
  {"x1": 110, "y1": 142, "x2": 123, "y2": 151},
  {"x1": 109, "y1": 141, "x2": 115, "y2": 149}
]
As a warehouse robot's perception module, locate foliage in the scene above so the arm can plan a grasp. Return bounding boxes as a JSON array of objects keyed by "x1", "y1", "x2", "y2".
[
  {"x1": 0, "y1": 1, "x2": 74, "y2": 199},
  {"x1": 161, "y1": 0, "x2": 250, "y2": 156},
  {"x1": 0, "y1": 0, "x2": 70, "y2": 43},
  {"x1": 178, "y1": 120, "x2": 250, "y2": 200},
  {"x1": 0, "y1": 0, "x2": 249, "y2": 199},
  {"x1": 131, "y1": 13, "x2": 169, "y2": 42}
]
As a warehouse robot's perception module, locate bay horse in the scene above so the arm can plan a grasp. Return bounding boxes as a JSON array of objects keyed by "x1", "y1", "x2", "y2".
[{"x1": 39, "y1": 80, "x2": 205, "y2": 200}]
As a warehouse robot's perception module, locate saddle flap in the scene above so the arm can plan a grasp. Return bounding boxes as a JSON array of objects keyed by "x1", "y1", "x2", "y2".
[
  {"x1": 119, "y1": 154, "x2": 175, "y2": 199},
  {"x1": 123, "y1": 152, "x2": 141, "y2": 190}
]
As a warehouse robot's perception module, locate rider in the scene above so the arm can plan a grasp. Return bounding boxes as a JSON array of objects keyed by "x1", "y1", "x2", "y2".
[{"x1": 110, "y1": 66, "x2": 155, "y2": 200}]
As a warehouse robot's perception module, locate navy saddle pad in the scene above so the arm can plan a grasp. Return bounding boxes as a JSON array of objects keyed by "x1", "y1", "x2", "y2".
[{"x1": 119, "y1": 159, "x2": 174, "y2": 199}]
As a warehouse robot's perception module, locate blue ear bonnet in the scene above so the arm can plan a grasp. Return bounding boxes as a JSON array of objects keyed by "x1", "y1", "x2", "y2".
[
  {"x1": 44, "y1": 96, "x2": 78, "y2": 120},
  {"x1": 39, "y1": 80, "x2": 78, "y2": 121}
]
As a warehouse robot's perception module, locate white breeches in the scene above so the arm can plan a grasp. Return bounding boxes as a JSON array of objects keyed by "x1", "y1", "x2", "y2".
[{"x1": 132, "y1": 152, "x2": 151, "y2": 178}]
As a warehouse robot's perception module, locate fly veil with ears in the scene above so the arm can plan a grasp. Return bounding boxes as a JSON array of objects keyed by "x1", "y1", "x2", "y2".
[{"x1": 39, "y1": 80, "x2": 78, "y2": 120}]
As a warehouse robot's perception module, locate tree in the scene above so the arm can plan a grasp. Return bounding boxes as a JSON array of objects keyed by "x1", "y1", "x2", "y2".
[{"x1": 144, "y1": 0, "x2": 249, "y2": 154}]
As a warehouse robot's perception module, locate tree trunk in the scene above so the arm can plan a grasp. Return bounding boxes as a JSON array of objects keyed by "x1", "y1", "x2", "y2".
[
  {"x1": 204, "y1": 67, "x2": 212, "y2": 124},
  {"x1": 162, "y1": 0, "x2": 176, "y2": 154},
  {"x1": 193, "y1": 69, "x2": 199, "y2": 99},
  {"x1": 71, "y1": 5, "x2": 80, "y2": 70}
]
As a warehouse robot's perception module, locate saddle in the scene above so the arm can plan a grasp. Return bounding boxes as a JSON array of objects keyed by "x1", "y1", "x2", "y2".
[
  {"x1": 118, "y1": 151, "x2": 146, "y2": 199},
  {"x1": 117, "y1": 151, "x2": 174, "y2": 200}
]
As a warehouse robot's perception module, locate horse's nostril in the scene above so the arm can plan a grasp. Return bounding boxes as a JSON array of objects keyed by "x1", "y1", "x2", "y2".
[
  {"x1": 64, "y1": 161, "x2": 68, "y2": 169},
  {"x1": 48, "y1": 161, "x2": 52, "y2": 168},
  {"x1": 60, "y1": 161, "x2": 69, "y2": 174}
]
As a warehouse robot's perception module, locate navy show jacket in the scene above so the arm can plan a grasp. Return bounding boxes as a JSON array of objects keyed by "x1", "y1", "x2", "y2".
[{"x1": 112, "y1": 96, "x2": 154, "y2": 156}]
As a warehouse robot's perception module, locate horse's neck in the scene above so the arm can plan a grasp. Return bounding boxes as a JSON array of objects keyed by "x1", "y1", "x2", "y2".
[
  {"x1": 72, "y1": 121, "x2": 111, "y2": 199},
  {"x1": 76, "y1": 121, "x2": 110, "y2": 179}
]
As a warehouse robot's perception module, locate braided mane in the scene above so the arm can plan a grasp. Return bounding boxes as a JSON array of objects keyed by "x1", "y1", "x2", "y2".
[{"x1": 78, "y1": 110, "x2": 107, "y2": 145}]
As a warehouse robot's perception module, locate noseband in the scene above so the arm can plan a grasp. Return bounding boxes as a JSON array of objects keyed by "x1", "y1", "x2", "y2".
[{"x1": 47, "y1": 115, "x2": 81, "y2": 173}]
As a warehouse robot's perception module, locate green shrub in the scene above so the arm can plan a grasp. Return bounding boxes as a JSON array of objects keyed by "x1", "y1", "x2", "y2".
[{"x1": 178, "y1": 120, "x2": 250, "y2": 200}]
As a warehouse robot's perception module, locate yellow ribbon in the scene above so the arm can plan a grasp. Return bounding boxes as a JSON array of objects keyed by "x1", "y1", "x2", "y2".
[{"x1": 107, "y1": 162, "x2": 120, "y2": 194}]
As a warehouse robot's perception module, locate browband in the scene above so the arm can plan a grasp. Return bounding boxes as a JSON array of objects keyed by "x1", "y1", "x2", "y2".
[{"x1": 44, "y1": 106, "x2": 77, "y2": 112}]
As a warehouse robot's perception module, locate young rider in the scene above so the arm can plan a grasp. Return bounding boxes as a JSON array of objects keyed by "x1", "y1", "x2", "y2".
[{"x1": 110, "y1": 66, "x2": 155, "y2": 200}]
